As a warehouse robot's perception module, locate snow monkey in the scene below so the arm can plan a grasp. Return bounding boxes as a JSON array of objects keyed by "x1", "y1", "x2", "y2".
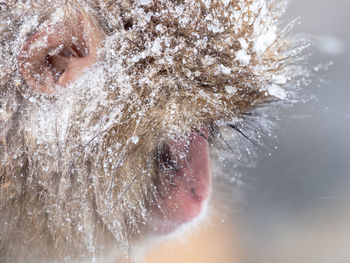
[{"x1": 0, "y1": 0, "x2": 309, "y2": 262}]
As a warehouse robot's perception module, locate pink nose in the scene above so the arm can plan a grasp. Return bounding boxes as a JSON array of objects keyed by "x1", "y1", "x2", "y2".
[
  {"x1": 159, "y1": 132, "x2": 211, "y2": 231},
  {"x1": 171, "y1": 132, "x2": 211, "y2": 201}
]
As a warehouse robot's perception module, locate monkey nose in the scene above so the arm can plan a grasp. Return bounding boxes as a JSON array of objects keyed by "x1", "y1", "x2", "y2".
[
  {"x1": 174, "y1": 132, "x2": 211, "y2": 201},
  {"x1": 17, "y1": 8, "x2": 104, "y2": 94},
  {"x1": 167, "y1": 132, "x2": 211, "y2": 221}
]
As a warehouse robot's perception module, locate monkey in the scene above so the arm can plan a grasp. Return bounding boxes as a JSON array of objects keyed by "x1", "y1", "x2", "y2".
[{"x1": 0, "y1": 0, "x2": 310, "y2": 262}]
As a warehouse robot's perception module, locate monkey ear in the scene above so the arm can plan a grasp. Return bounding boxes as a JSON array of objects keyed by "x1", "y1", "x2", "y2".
[{"x1": 18, "y1": 9, "x2": 103, "y2": 94}]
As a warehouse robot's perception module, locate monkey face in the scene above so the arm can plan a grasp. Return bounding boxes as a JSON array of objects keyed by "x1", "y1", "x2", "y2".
[
  {"x1": 0, "y1": 0, "x2": 308, "y2": 261},
  {"x1": 14, "y1": 3, "x2": 215, "y2": 238}
]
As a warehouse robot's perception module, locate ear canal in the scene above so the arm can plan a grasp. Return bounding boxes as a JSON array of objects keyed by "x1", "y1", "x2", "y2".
[{"x1": 18, "y1": 8, "x2": 103, "y2": 94}]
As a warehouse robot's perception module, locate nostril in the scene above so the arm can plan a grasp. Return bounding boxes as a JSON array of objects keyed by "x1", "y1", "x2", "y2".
[
  {"x1": 17, "y1": 8, "x2": 103, "y2": 94},
  {"x1": 45, "y1": 45, "x2": 87, "y2": 82},
  {"x1": 45, "y1": 49, "x2": 70, "y2": 82},
  {"x1": 190, "y1": 187, "x2": 197, "y2": 197}
]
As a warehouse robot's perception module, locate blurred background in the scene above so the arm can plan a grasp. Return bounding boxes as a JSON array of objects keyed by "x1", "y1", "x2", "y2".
[{"x1": 144, "y1": 0, "x2": 350, "y2": 262}]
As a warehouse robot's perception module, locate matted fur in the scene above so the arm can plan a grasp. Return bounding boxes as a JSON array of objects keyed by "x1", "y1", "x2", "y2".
[{"x1": 0, "y1": 0, "x2": 309, "y2": 262}]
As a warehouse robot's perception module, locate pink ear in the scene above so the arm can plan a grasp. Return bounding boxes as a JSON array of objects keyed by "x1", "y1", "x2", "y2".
[{"x1": 17, "y1": 9, "x2": 103, "y2": 94}]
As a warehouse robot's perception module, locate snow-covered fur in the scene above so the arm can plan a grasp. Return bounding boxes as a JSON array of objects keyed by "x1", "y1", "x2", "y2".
[{"x1": 0, "y1": 0, "x2": 309, "y2": 262}]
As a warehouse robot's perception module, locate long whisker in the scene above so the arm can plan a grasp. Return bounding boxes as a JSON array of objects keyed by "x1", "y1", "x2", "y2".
[
  {"x1": 110, "y1": 172, "x2": 140, "y2": 210},
  {"x1": 212, "y1": 127, "x2": 243, "y2": 162},
  {"x1": 227, "y1": 123, "x2": 260, "y2": 147}
]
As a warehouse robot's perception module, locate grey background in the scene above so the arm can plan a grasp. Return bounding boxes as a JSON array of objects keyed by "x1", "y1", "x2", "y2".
[{"x1": 231, "y1": 0, "x2": 350, "y2": 262}]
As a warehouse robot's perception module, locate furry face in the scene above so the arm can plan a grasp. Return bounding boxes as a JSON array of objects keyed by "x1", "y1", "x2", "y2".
[{"x1": 0, "y1": 0, "x2": 309, "y2": 262}]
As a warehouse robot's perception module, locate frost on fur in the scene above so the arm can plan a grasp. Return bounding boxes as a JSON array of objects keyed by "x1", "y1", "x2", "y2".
[{"x1": 0, "y1": 0, "x2": 311, "y2": 262}]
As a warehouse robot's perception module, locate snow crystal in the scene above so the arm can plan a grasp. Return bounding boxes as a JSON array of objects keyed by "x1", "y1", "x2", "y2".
[
  {"x1": 151, "y1": 38, "x2": 163, "y2": 55},
  {"x1": 207, "y1": 17, "x2": 225, "y2": 33},
  {"x1": 139, "y1": 0, "x2": 152, "y2": 5},
  {"x1": 216, "y1": 64, "x2": 231, "y2": 75},
  {"x1": 266, "y1": 84, "x2": 287, "y2": 100},
  {"x1": 204, "y1": 55, "x2": 216, "y2": 66},
  {"x1": 236, "y1": 49, "x2": 251, "y2": 65},
  {"x1": 225, "y1": 86, "x2": 237, "y2": 95},
  {"x1": 222, "y1": 0, "x2": 230, "y2": 7},
  {"x1": 272, "y1": 75, "x2": 287, "y2": 85},
  {"x1": 253, "y1": 26, "x2": 277, "y2": 54},
  {"x1": 130, "y1": 136, "x2": 139, "y2": 144},
  {"x1": 155, "y1": 24, "x2": 165, "y2": 33},
  {"x1": 50, "y1": 8, "x2": 65, "y2": 24},
  {"x1": 239, "y1": 38, "x2": 249, "y2": 50},
  {"x1": 175, "y1": 5, "x2": 184, "y2": 16},
  {"x1": 250, "y1": 0, "x2": 264, "y2": 14}
]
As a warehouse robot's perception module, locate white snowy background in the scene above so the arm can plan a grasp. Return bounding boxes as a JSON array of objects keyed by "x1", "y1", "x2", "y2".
[{"x1": 235, "y1": 0, "x2": 350, "y2": 262}]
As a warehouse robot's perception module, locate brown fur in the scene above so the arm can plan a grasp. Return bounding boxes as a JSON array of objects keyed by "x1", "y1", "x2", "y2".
[{"x1": 0, "y1": 0, "x2": 308, "y2": 262}]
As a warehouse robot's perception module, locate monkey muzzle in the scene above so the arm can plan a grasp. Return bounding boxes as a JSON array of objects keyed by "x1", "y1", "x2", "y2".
[{"x1": 152, "y1": 131, "x2": 211, "y2": 234}]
